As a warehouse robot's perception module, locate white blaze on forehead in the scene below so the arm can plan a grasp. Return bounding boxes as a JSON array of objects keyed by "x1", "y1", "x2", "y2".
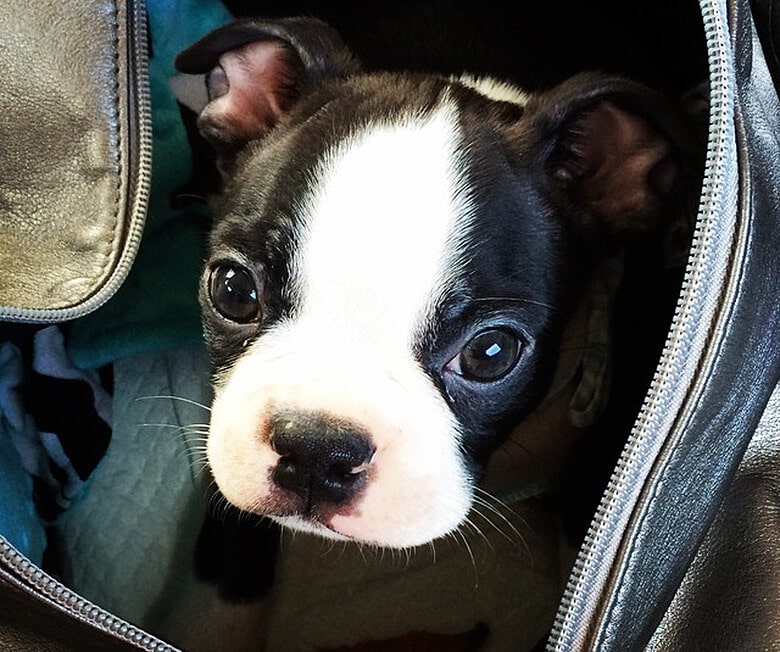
[{"x1": 292, "y1": 101, "x2": 474, "y2": 349}]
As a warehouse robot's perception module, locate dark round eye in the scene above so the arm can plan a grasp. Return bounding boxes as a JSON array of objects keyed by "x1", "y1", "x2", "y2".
[
  {"x1": 449, "y1": 329, "x2": 522, "y2": 382},
  {"x1": 208, "y1": 264, "x2": 260, "y2": 323}
]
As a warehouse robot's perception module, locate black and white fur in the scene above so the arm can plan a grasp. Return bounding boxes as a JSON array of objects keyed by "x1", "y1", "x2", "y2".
[{"x1": 175, "y1": 17, "x2": 696, "y2": 549}]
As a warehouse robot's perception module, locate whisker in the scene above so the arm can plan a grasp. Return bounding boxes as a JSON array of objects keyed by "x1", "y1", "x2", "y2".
[
  {"x1": 241, "y1": 509, "x2": 263, "y2": 527},
  {"x1": 356, "y1": 543, "x2": 369, "y2": 566},
  {"x1": 173, "y1": 193, "x2": 208, "y2": 204},
  {"x1": 473, "y1": 487, "x2": 521, "y2": 520},
  {"x1": 454, "y1": 527, "x2": 479, "y2": 590},
  {"x1": 341, "y1": 539, "x2": 355, "y2": 561},
  {"x1": 135, "y1": 419, "x2": 214, "y2": 478},
  {"x1": 472, "y1": 489, "x2": 532, "y2": 557},
  {"x1": 135, "y1": 395, "x2": 212, "y2": 412},
  {"x1": 471, "y1": 296, "x2": 559, "y2": 311},
  {"x1": 470, "y1": 504, "x2": 523, "y2": 550},
  {"x1": 461, "y1": 513, "x2": 493, "y2": 551},
  {"x1": 334, "y1": 538, "x2": 348, "y2": 560},
  {"x1": 137, "y1": 422, "x2": 211, "y2": 436},
  {"x1": 207, "y1": 491, "x2": 224, "y2": 519},
  {"x1": 497, "y1": 438, "x2": 535, "y2": 461},
  {"x1": 428, "y1": 539, "x2": 437, "y2": 565}
]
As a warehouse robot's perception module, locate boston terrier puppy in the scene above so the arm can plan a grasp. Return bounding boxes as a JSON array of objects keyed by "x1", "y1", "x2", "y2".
[{"x1": 174, "y1": 17, "x2": 697, "y2": 550}]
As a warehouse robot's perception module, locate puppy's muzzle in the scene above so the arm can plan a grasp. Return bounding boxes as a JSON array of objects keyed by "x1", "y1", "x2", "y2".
[{"x1": 269, "y1": 411, "x2": 375, "y2": 508}]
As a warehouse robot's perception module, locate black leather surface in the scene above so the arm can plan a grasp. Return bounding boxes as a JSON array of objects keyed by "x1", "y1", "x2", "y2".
[
  {"x1": 650, "y1": 383, "x2": 780, "y2": 649},
  {"x1": 591, "y1": 0, "x2": 780, "y2": 647}
]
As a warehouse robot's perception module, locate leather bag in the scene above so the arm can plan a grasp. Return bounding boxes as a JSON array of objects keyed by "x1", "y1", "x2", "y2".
[{"x1": 1, "y1": 0, "x2": 779, "y2": 650}]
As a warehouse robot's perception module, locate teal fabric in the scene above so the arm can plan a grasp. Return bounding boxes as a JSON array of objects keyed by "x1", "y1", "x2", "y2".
[
  {"x1": 0, "y1": 342, "x2": 46, "y2": 563},
  {"x1": 0, "y1": 419, "x2": 46, "y2": 565},
  {"x1": 67, "y1": 0, "x2": 233, "y2": 369}
]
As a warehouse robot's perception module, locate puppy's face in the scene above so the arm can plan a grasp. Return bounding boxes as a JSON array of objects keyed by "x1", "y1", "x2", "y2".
[
  {"x1": 176, "y1": 18, "x2": 694, "y2": 547},
  {"x1": 203, "y1": 86, "x2": 564, "y2": 547}
]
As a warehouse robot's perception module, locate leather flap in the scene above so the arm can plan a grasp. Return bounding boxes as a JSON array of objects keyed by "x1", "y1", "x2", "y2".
[{"x1": 0, "y1": 0, "x2": 150, "y2": 322}]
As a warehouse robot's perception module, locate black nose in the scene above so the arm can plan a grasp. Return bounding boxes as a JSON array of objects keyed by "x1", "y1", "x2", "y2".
[{"x1": 269, "y1": 412, "x2": 374, "y2": 506}]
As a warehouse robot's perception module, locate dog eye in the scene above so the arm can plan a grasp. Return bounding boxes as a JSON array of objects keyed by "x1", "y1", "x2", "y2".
[
  {"x1": 209, "y1": 264, "x2": 260, "y2": 323},
  {"x1": 448, "y1": 329, "x2": 522, "y2": 382}
]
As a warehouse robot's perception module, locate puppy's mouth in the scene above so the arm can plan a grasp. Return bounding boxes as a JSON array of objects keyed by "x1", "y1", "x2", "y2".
[
  {"x1": 260, "y1": 452, "x2": 376, "y2": 540},
  {"x1": 270, "y1": 513, "x2": 352, "y2": 542}
]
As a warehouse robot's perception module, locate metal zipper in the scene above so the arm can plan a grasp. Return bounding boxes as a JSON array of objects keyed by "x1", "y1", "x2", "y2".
[
  {"x1": 547, "y1": 0, "x2": 736, "y2": 648},
  {"x1": 0, "y1": 0, "x2": 153, "y2": 323},
  {"x1": 0, "y1": 536, "x2": 175, "y2": 651}
]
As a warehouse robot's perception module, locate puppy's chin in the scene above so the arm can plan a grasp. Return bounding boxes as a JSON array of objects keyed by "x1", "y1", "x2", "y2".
[
  {"x1": 269, "y1": 508, "x2": 473, "y2": 548},
  {"x1": 268, "y1": 512, "x2": 472, "y2": 549}
]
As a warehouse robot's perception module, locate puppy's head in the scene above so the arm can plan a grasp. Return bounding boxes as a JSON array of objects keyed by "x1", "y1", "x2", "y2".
[{"x1": 176, "y1": 18, "x2": 696, "y2": 547}]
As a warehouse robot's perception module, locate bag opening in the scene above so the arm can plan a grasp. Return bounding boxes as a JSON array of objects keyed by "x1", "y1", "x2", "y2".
[{"x1": 1, "y1": 2, "x2": 712, "y2": 650}]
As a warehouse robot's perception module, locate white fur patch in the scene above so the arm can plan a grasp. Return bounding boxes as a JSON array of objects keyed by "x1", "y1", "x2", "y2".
[
  {"x1": 208, "y1": 100, "x2": 478, "y2": 547},
  {"x1": 293, "y1": 100, "x2": 477, "y2": 347},
  {"x1": 455, "y1": 74, "x2": 529, "y2": 106}
]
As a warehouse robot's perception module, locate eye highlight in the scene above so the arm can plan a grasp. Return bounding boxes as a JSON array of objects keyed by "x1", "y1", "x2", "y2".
[
  {"x1": 208, "y1": 263, "x2": 261, "y2": 323},
  {"x1": 447, "y1": 328, "x2": 522, "y2": 382}
]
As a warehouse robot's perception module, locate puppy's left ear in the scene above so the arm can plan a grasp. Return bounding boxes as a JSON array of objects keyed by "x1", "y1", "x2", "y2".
[{"x1": 528, "y1": 73, "x2": 700, "y2": 237}]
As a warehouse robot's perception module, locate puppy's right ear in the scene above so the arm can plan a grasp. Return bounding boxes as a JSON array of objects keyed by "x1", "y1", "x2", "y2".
[
  {"x1": 524, "y1": 73, "x2": 702, "y2": 239},
  {"x1": 174, "y1": 18, "x2": 359, "y2": 161}
]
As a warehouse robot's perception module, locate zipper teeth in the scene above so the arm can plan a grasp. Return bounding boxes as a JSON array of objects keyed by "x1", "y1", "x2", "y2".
[
  {"x1": 97, "y1": 0, "x2": 155, "y2": 318},
  {"x1": 0, "y1": 0, "x2": 153, "y2": 324},
  {"x1": 547, "y1": 0, "x2": 733, "y2": 648},
  {"x1": 0, "y1": 536, "x2": 175, "y2": 652}
]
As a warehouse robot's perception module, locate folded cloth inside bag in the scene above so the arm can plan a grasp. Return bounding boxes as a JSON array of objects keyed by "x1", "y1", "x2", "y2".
[{"x1": 0, "y1": 327, "x2": 110, "y2": 563}]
